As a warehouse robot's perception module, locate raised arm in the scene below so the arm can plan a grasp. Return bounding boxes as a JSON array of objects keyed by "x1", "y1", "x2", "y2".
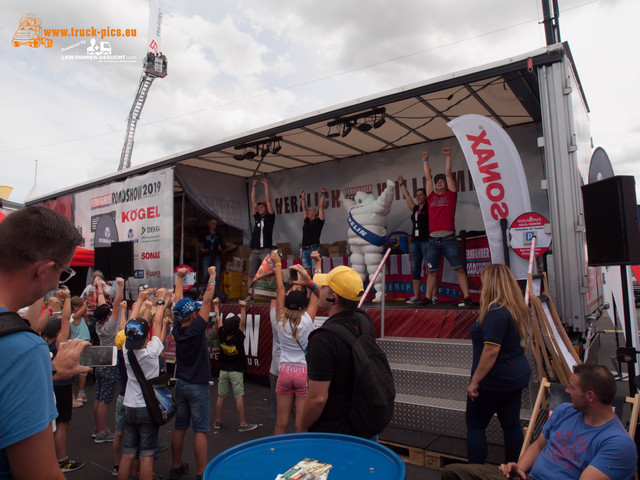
[
  {"x1": 271, "y1": 250, "x2": 285, "y2": 315},
  {"x1": 300, "y1": 190, "x2": 308, "y2": 220},
  {"x1": 118, "y1": 300, "x2": 128, "y2": 331},
  {"x1": 263, "y1": 178, "x2": 274, "y2": 214},
  {"x1": 397, "y1": 175, "x2": 415, "y2": 210},
  {"x1": 199, "y1": 266, "x2": 217, "y2": 320},
  {"x1": 290, "y1": 264, "x2": 319, "y2": 320},
  {"x1": 25, "y1": 297, "x2": 44, "y2": 328},
  {"x1": 311, "y1": 250, "x2": 322, "y2": 275},
  {"x1": 318, "y1": 187, "x2": 327, "y2": 221},
  {"x1": 443, "y1": 147, "x2": 456, "y2": 192},
  {"x1": 423, "y1": 152, "x2": 434, "y2": 196},
  {"x1": 251, "y1": 179, "x2": 259, "y2": 214},
  {"x1": 151, "y1": 288, "x2": 168, "y2": 342},
  {"x1": 239, "y1": 300, "x2": 247, "y2": 333},
  {"x1": 110, "y1": 277, "x2": 125, "y2": 321},
  {"x1": 57, "y1": 288, "x2": 72, "y2": 347},
  {"x1": 35, "y1": 296, "x2": 59, "y2": 335},
  {"x1": 174, "y1": 267, "x2": 188, "y2": 301},
  {"x1": 130, "y1": 288, "x2": 151, "y2": 319}
]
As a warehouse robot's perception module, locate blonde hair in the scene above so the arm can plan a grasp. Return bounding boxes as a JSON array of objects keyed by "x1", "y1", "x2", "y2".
[
  {"x1": 276, "y1": 307, "x2": 305, "y2": 342},
  {"x1": 478, "y1": 264, "x2": 530, "y2": 347}
]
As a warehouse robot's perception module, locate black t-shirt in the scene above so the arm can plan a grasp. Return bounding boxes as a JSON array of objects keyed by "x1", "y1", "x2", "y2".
[
  {"x1": 411, "y1": 204, "x2": 429, "y2": 240},
  {"x1": 302, "y1": 217, "x2": 325, "y2": 246},
  {"x1": 199, "y1": 231, "x2": 223, "y2": 257},
  {"x1": 250, "y1": 212, "x2": 276, "y2": 249},
  {"x1": 172, "y1": 316, "x2": 212, "y2": 383},
  {"x1": 306, "y1": 310, "x2": 376, "y2": 436},
  {"x1": 218, "y1": 328, "x2": 246, "y2": 372}
]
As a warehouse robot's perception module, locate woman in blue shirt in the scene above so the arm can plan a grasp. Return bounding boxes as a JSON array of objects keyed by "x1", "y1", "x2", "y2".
[{"x1": 466, "y1": 264, "x2": 531, "y2": 464}]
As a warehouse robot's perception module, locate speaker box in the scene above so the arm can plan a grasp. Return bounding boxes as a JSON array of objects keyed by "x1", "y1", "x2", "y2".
[
  {"x1": 93, "y1": 246, "x2": 112, "y2": 279},
  {"x1": 581, "y1": 176, "x2": 640, "y2": 266},
  {"x1": 110, "y1": 241, "x2": 134, "y2": 278}
]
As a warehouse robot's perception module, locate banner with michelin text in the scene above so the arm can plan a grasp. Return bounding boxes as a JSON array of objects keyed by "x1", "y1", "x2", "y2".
[{"x1": 448, "y1": 115, "x2": 531, "y2": 279}]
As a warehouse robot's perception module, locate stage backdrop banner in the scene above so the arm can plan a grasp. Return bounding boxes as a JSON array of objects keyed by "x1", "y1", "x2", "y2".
[
  {"x1": 448, "y1": 115, "x2": 531, "y2": 279},
  {"x1": 73, "y1": 168, "x2": 174, "y2": 294}
]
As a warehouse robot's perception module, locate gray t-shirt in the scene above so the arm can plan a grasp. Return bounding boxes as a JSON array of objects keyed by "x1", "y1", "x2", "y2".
[{"x1": 96, "y1": 317, "x2": 117, "y2": 347}]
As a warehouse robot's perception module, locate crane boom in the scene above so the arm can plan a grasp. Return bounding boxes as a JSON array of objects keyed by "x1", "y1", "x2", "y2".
[{"x1": 118, "y1": 52, "x2": 167, "y2": 171}]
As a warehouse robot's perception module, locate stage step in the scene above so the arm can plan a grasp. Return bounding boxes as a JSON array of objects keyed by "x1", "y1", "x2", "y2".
[
  {"x1": 379, "y1": 337, "x2": 472, "y2": 366},
  {"x1": 379, "y1": 335, "x2": 537, "y2": 458}
]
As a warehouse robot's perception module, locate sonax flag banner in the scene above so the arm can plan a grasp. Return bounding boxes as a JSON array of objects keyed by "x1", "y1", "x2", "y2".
[{"x1": 448, "y1": 114, "x2": 530, "y2": 279}]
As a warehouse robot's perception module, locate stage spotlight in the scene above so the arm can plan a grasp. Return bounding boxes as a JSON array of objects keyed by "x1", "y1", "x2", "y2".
[
  {"x1": 357, "y1": 121, "x2": 372, "y2": 132},
  {"x1": 233, "y1": 153, "x2": 246, "y2": 161},
  {"x1": 373, "y1": 114, "x2": 386, "y2": 129},
  {"x1": 327, "y1": 125, "x2": 340, "y2": 138},
  {"x1": 342, "y1": 123, "x2": 352, "y2": 138},
  {"x1": 271, "y1": 141, "x2": 282, "y2": 154},
  {"x1": 244, "y1": 149, "x2": 256, "y2": 160}
]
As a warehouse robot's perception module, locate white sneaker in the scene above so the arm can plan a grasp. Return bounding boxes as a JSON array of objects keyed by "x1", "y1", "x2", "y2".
[{"x1": 406, "y1": 296, "x2": 420, "y2": 305}]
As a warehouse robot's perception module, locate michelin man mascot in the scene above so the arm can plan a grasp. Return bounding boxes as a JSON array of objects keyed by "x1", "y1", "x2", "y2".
[{"x1": 339, "y1": 179, "x2": 395, "y2": 302}]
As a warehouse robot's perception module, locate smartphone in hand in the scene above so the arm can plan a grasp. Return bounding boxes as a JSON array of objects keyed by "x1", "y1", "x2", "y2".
[{"x1": 79, "y1": 346, "x2": 118, "y2": 367}]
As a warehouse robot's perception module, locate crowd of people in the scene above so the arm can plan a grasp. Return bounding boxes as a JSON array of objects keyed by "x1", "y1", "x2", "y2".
[{"x1": 1, "y1": 167, "x2": 639, "y2": 480}]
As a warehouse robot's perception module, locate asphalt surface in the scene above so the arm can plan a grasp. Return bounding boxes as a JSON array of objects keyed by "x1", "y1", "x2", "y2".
[{"x1": 62, "y1": 375, "x2": 438, "y2": 480}]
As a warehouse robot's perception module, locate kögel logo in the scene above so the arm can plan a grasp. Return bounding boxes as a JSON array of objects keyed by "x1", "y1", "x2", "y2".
[
  {"x1": 141, "y1": 251, "x2": 160, "y2": 260},
  {"x1": 121, "y1": 206, "x2": 159, "y2": 223},
  {"x1": 146, "y1": 270, "x2": 161, "y2": 278}
]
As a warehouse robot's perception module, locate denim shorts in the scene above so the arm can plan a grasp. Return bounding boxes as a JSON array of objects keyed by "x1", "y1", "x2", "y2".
[
  {"x1": 300, "y1": 246, "x2": 321, "y2": 269},
  {"x1": 95, "y1": 365, "x2": 119, "y2": 404},
  {"x1": 123, "y1": 406, "x2": 158, "y2": 457},
  {"x1": 115, "y1": 394, "x2": 125, "y2": 432},
  {"x1": 426, "y1": 237, "x2": 463, "y2": 272},
  {"x1": 175, "y1": 379, "x2": 210, "y2": 432},
  {"x1": 409, "y1": 239, "x2": 429, "y2": 280},
  {"x1": 218, "y1": 370, "x2": 245, "y2": 397}
]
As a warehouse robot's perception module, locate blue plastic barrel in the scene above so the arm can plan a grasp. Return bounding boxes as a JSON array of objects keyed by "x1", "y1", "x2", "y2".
[{"x1": 203, "y1": 432, "x2": 406, "y2": 479}]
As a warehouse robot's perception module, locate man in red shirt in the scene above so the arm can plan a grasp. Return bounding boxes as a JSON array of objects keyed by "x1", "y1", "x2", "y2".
[{"x1": 424, "y1": 147, "x2": 472, "y2": 307}]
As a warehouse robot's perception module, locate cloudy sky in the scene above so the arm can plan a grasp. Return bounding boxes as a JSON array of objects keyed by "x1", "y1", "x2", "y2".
[{"x1": 1, "y1": 0, "x2": 638, "y2": 202}]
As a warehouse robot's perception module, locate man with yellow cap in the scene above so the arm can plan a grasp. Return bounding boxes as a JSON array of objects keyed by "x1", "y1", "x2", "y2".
[{"x1": 297, "y1": 265, "x2": 376, "y2": 437}]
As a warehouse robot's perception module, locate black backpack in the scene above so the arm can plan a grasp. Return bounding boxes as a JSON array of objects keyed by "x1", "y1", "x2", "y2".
[
  {"x1": 319, "y1": 310, "x2": 395, "y2": 438},
  {"x1": 0, "y1": 311, "x2": 37, "y2": 337}
]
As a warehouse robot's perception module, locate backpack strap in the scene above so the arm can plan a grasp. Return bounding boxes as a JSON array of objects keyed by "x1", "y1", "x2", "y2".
[{"x1": 0, "y1": 311, "x2": 38, "y2": 337}]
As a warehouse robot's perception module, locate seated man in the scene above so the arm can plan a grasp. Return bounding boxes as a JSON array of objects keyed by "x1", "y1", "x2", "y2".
[{"x1": 442, "y1": 364, "x2": 637, "y2": 480}]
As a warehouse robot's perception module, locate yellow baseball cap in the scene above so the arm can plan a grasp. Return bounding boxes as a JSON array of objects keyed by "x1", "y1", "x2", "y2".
[
  {"x1": 313, "y1": 265, "x2": 364, "y2": 301},
  {"x1": 115, "y1": 329, "x2": 126, "y2": 350}
]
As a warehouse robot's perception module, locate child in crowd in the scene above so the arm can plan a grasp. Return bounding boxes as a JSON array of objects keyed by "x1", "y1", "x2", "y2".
[
  {"x1": 214, "y1": 300, "x2": 258, "y2": 432},
  {"x1": 42, "y1": 288, "x2": 84, "y2": 473},
  {"x1": 119, "y1": 289, "x2": 171, "y2": 480},
  {"x1": 69, "y1": 296, "x2": 90, "y2": 407}
]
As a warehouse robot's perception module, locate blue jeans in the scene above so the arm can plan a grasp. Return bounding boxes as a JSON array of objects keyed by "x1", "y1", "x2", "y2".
[
  {"x1": 466, "y1": 388, "x2": 524, "y2": 464},
  {"x1": 426, "y1": 237, "x2": 463, "y2": 272},
  {"x1": 409, "y1": 239, "x2": 429, "y2": 280},
  {"x1": 201, "y1": 255, "x2": 221, "y2": 285},
  {"x1": 123, "y1": 406, "x2": 159, "y2": 457},
  {"x1": 300, "y1": 246, "x2": 321, "y2": 269},
  {"x1": 174, "y1": 379, "x2": 210, "y2": 432}
]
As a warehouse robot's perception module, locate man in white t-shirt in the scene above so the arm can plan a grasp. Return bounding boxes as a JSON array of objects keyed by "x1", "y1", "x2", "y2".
[{"x1": 119, "y1": 289, "x2": 171, "y2": 480}]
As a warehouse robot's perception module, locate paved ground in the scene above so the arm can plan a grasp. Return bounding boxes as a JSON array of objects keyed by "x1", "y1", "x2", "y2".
[{"x1": 63, "y1": 375, "x2": 440, "y2": 479}]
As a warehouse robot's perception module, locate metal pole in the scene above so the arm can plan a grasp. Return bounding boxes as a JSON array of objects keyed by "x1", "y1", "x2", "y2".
[
  {"x1": 381, "y1": 261, "x2": 386, "y2": 338},
  {"x1": 500, "y1": 218, "x2": 510, "y2": 267}
]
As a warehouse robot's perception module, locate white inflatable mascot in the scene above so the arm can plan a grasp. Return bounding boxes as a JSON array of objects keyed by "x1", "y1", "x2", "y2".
[{"x1": 339, "y1": 179, "x2": 395, "y2": 302}]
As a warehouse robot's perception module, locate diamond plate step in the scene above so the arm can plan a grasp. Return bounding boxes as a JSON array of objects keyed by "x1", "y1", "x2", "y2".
[
  {"x1": 391, "y1": 394, "x2": 531, "y2": 444},
  {"x1": 390, "y1": 363, "x2": 470, "y2": 400},
  {"x1": 379, "y1": 337, "x2": 472, "y2": 367}
]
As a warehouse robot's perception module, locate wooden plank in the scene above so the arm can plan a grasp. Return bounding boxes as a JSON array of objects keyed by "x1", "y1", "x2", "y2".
[
  {"x1": 424, "y1": 451, "x2": 467, "y2": 470},
  {"x1": 378, "y1": 439, "x2": 425, "y2": 467}
]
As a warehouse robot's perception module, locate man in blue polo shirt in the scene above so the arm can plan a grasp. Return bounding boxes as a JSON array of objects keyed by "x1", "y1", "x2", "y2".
[{"x1": 0, "y1": 206, "x2": 89, "y2": 479}]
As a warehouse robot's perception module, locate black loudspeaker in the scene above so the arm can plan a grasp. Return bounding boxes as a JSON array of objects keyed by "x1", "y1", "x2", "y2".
[
  {"x1": 94, "y1": 246, "x2": 112, "y2": 279},
  {"x1": 581, "y1": 176, "x2": 640, "y2": 266},
  {"x1": 110, "y1": 241, "x2": 134, "y2": 278}
]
